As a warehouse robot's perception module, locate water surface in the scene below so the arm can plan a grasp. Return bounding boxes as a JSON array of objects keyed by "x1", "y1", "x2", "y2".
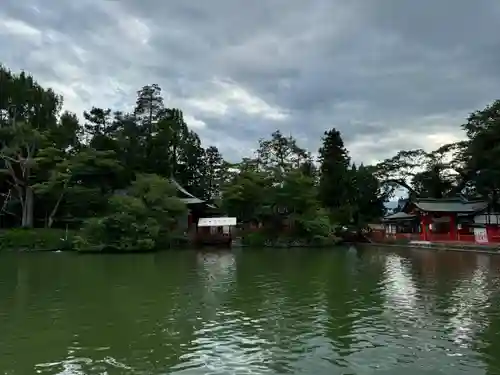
[{"x1": 1, "y1": 247, "x2": 500, "y2": 374}]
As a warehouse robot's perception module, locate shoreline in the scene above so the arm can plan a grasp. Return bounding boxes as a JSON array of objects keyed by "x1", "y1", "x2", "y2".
[{"x1": 358, "y1": 241, "x2": 500, "y2": 255}]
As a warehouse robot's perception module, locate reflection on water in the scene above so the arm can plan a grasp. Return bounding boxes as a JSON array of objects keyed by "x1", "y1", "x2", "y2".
[
  {"x1": 186, "y1": 251, "x2": 276, "y2": 374},
  {"x1": 445, "y1": 257, "x2": 491, "y2": 348},
  {"x1": 383, "y1": 255, "x2": 418, "y2": 313},
  {"x1": 197, "y1": 251, "x2": 236, "y2": 293},
  {"x1": 174, "y1": 309, "x2": 275, "y2": 375},
  {"x1": 1, "y1": 248, "x2": 500, "y2": 374}
]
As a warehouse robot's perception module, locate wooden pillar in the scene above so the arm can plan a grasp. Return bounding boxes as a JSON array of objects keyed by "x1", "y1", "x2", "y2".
[
  {"x1": 420, "y1": 215, "x2": 426, "y2": 240},
  {"x1": 449, "y1": 214, "x2": 457, "y2": 241}
]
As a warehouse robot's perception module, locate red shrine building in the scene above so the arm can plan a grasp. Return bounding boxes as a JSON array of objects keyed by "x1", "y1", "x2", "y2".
[{"x1": 380, "y1": 197, "x2": 500, "y2": 245}]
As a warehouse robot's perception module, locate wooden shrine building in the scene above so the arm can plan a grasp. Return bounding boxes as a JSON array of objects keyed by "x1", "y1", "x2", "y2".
[{"x1": 381, "y1": 197, "x2": 500, "y2": 244}]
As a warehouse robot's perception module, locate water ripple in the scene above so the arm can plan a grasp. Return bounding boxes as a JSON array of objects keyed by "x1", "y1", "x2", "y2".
[{"x1": 1, "y1": 249, "x2": 500, "y2": 374}]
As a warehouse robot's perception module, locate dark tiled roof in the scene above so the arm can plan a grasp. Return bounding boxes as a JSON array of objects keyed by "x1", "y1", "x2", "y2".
[
  {"x1": 383, "y1": 212, "x2": 416, "y2": 221},
  {"x1": 113, "y1": 179, "x2": 214, "y2": 207},
  {"x1": 171, "y1": 178, "x2": 198, "y2": 199},
  {"x1": 180, "y1": 197, "x2": 205, "y2": 205},
  {"x1": 171, "y1": 178, "x2": 211, "y2": 206},
  {"x1": 413, "y1": 198, "x2": 488, "y2": 213}
]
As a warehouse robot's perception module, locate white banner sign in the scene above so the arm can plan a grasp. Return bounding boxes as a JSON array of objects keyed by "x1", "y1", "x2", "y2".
[{"x1": 474, "y1": 228, "x2": 488, "y2": 244}]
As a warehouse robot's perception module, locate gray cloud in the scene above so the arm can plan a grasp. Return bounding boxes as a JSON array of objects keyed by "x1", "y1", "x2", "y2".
[{"x1": 1, "y1": 0, "x2": 499, "y2": 163}]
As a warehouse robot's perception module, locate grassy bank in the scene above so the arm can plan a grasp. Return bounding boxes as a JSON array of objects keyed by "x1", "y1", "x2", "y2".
[
  {"x1": 0, "y1": 228, "x2": 342, "y2": 252},
  {"x1": 0, "y1": 228, "x2": 190, "y2": 253},
  {"x1": 0, "y1": 229, "x2": 76, "y2": 252}
]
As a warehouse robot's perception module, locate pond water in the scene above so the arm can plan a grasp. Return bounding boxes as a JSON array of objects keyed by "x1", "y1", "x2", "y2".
[{"x1": 1, "y1": 247, "x2": 500, "y2": 374}]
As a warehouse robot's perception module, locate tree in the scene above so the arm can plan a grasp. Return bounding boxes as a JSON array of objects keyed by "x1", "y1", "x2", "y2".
[
  {"x1": 375, "y1": 147, "x2": 461, "y2": 199},
  {"x1": 256, "y1": 130, "x2": 312, "y2": 176},
  {"x1": 84, "y1": 107, "x2": 112, "y2": 137},
  {"x1": 350, "y1": 164, "x2": 386, "y2": 225},
  {"x1": 221, "y1": 131, "x2": 315, "y2": 225},
  {"x1": 0, "y1": 67, "x2": 62, "y2": 227},
  {"x1": 177, "y1": 129, "x2": 206, "y2": 198},
  {"x1": 0, "y1": 122, "x2": 41, "y2": 227},
  {"x1": 134, "y1": 84, "x2": 165, "y2": 136},
  {"x1": 460, "y1": 100, "x2": 500, "y2": 205},
  {"x1": 317, "y1": 128, "x2": 352, "y2": 222},
  {"x1": 221, "y1": 131, "x2": 336, "y2": 243},
  {"x1": 203, "y1": 146, "x2": 224, "y2": 200},
  {"x1": 277, "y1": 169, "x2": 331, "y2": 240},
  {"x1": 221, "y1": 167, "x2": 271, "y2": 224},
  {"x1": 128, "y1": 173, "x2": 187, "y2": 229},
  {"x1": 33, "y1": 147, "x2": 122, "y2": 227}
]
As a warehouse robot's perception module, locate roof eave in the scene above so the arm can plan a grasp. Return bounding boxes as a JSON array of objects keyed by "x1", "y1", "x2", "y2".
[
  {"x1": 382, "y1": 217, "x2": 417, "y2": 223},
  {"x1": 414, "y1": 207, "x2": 489, "y2": 214}
]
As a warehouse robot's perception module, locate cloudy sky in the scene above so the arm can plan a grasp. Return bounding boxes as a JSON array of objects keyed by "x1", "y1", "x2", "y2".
[{"x1": 1, "y1": 0, "x2": 499, "y2": 164}]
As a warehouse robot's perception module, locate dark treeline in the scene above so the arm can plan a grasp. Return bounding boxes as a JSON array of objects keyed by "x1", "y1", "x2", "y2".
[{"x1": 1, "y1": 64, "x2": 497, "y2": 250}]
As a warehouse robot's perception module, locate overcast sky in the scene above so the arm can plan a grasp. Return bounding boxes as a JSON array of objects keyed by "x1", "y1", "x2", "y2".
[{"x1": 1, "y1": 0, "x2": 499, "y2": 164}]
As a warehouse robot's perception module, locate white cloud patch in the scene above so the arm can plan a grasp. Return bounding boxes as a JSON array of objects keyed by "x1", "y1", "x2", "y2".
[
  {"x1": 185, "y1": 79, "x2": 288, "y2": 121},
  {"x1": 0, "y1": 17, "x2": 41, "y2": 40},
  {"x1": 184, "y1": 114, "x2": 207, "y2": 130}
]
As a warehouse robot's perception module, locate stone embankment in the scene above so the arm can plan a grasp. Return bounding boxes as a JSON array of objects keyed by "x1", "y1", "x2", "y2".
[{"x1": 361, "y1": 240, "x2": 500, "y2": 255}]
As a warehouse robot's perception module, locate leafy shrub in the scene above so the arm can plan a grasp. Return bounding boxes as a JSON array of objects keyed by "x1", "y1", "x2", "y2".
[
  {"x1": 0, "y1": 228, "x2": 75, "y2": 251},
  {"x1": 74, "y1": 174, "x2": 188, "y2": 252},
  {"x1": 74, "y1": 195, "x2": 160, "y2": 252}
]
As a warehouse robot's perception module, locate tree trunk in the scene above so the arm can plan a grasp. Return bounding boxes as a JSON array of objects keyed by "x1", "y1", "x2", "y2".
[
  {"x1": 47, "y1": 190, "x2": 66, "y2": 228},
  {"x1": 172, "y1": 144, "x2": 177, "y2": 175},
  {"x1": 21, "y1": 187, "x2": 34, "y2": 228}
]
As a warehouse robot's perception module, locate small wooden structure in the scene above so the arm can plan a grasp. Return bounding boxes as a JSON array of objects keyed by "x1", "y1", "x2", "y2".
[
  {"x1": 170, "y1": 177, "x2": 218, "y2": 231},
  {"x1": 195, "y1": 217, "x2": 237, "y2": 247},
  {"x1": 382, "y1": 211, "x2": 420, "y2": 241}
]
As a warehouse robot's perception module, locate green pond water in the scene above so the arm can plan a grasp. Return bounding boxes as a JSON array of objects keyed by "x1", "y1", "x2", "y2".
[{"x1": 1, "y1": 247, "x2": 500, "y2": 374}]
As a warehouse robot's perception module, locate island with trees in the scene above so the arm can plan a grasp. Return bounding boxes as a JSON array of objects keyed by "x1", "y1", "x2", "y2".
[{"x1": 1, "y1": 63, "x2": 498, "y2": 251}]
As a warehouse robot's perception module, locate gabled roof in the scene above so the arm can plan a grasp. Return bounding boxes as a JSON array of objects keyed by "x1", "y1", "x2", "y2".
[
  {"x1": 413, "y1": 198, "x2": 488, "y2": 213},
  {"x1": 171, "y1": 178, "x2": 198, "y2": 199},
  {"x1": 113, "y1": 179, "x2": 216, "y2": 207},
  {"x1": 383, "y1": 212, "x2": 416, "y2": 222},
  {"x1": 180, "y1": 197, "x2": 205, "y2": 205},
  {"x1": 171, "y1": 177, "x2": 217, "y2": 208}
]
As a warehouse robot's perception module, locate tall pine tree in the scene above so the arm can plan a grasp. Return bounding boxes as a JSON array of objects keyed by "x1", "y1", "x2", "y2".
[{"x1": 317, "y1": 128, "x2": 352, "y2": 223}]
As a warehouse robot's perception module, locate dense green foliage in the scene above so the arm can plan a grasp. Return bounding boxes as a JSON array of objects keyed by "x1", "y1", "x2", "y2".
[
  {"x1": 9, "y1": 64, "x2": 500, "y2": 250},
  {"x1": 219, "y1": 130, "x2": 385, "y2": 245},
  {"x1": 74, "y1": 174, "x2": 188, "y2": 252}
]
